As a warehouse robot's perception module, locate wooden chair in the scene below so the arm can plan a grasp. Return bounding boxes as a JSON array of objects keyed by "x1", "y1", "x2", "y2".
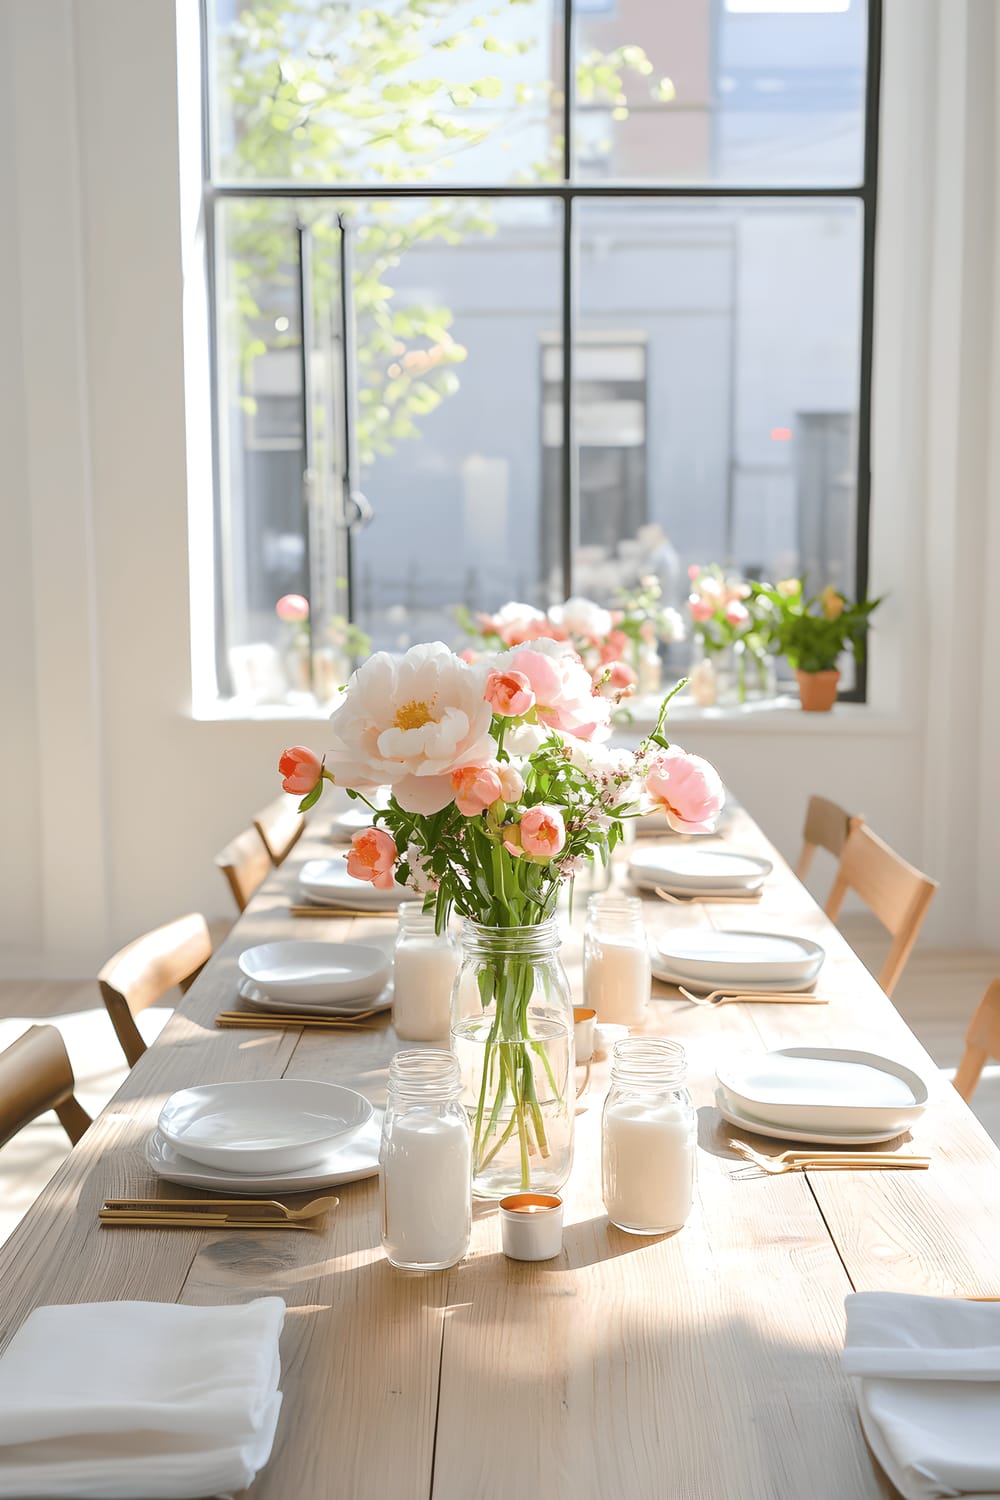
[
  {"x1": 216, "y1": 828, "x2": 271, "y2": 914},
  {"x1": 253, "y1": 794, "x2": 305, "y2": 866},
  {"x1": 953, "y1": 979, "x2": 1000, "y2": 1101},
  {"x1": 795, "y1": 796, "x2": 863, "y2": 882},
  {"x1": 98, "y1": 913, "x2": 212, "y2": 1068},
  {"x1": 824, "y1": 824, "x2": 938, "y2": 996},
  {"x1": 0, "y1": 1025, "x2": 91, "y2": 1150}
]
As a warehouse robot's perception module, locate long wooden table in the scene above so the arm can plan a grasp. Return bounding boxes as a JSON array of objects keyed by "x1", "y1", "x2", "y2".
[{"x1": 3, "y1": 805, "x2": 1000, "y2": 1499}]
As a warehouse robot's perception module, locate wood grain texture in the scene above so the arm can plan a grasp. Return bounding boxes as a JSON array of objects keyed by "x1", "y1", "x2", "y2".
[{"x1": 1, "y1": 809, "x2": 997, "y2": 1499}]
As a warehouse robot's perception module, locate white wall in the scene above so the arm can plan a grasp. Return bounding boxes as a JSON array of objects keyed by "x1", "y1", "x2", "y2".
[{"x1": 0, "y1": 0, "x2": 997, "y2": 976}]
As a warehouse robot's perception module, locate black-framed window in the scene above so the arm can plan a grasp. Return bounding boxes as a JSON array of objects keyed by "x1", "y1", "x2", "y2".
[{"x1": 202, "y1": 0, "x2": 880, "y2": 705}]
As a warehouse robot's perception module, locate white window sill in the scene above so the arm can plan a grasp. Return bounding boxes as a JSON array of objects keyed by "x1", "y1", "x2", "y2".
[{"x1": 191, "y1": 690, "x2": 915, "y2": 737}]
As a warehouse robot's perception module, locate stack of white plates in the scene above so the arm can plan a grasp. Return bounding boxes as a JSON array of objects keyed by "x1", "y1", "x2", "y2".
[
  {"x1": 297, "y1": 858, "x2": 418, "y2": 910},
  {"x1": 149, "y1": 1079, "x2": 380, "y2": 1192},
  {"x1": 716, "y1": 1047, "x2": 929, "y2": 1145},
  {"x1": 628, "y1": 846, "x2": 772, "y2": 897},
  {"x1": 651, "y1": 930, "x2": 824, "y2": 993},
  {"x1": 329, "y1": 789, "x2": 391, "y2": 843},
  {"x1": 238, "y1": 940, "x2": 393, "y2": 1018}
]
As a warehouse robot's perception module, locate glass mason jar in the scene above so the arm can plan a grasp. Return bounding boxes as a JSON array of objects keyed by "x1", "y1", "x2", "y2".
[
  {"x1": 450, "y1": 917, "x2": 574, "y2": 1199},
  {"x1": 602, "y1": 1038, "x2": 696, "y2": 1236},
  {"x1": 380, "y1": 1050, "x2": 472, "y2": 1271},
  {"x1": 393, "y1": 908, "x2": 459, "y2": 1042},
  {"x1": 583, "y1": 894, "x2": 651, "y2": 1027}
]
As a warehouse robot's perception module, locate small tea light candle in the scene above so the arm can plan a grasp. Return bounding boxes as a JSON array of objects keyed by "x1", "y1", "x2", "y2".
[
  {"x1": 574, "y1": 1006, "x2": 596, "y2": 1063},
  {"x1": 499, "y1": 1194, "x2": 563, "y2": 1262}
]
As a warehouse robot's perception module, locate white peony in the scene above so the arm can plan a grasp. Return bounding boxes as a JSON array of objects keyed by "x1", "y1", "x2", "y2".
[
  {"x1": 550, "y1": 596, "x2": 613, "y2": 642},
  {"x1": 324, "y1": 642, "x2": 497, "y2": 814}
]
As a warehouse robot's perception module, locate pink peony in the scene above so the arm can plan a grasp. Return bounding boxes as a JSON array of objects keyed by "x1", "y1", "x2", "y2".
[
  {"x1": 724, "y1": 600, "x2": 750, "y2": 628},
  {"x1": 346, "y1": 827, "x2": 398, "y2": 890},
  {"x1": 644, "y1": 747, "x2": 725, "y2": 835},
  {"x1": 276, "y1": 593, "x2": 309, "y2": 623},
  {"x1": 451, "y1": 763, "x2": 503, "y2": 817},
  {"x1": 593, "y1": 660, "x2": 638, "y2": 701},
  {"x1": 519, "y1": 805, "x2": 567, "y2": 858},
  {"x1": 688, "y1": 594, "x2": 715, "y2": 624},
  {"x1": 459, "y1": 648, "x2": 479, "y2": 664},
  {"x1": 485, "y1": 668, "x2": 535, "y2": 718},
  {"x1": 687, "y1": 563, "x2": 701, "y2": 581},
  {"x1": 278, "y1": 745, "x2": 322, "y2": 795},
  {"x1": 508, "y1": 647, "x2": 611, "y2": 742}
]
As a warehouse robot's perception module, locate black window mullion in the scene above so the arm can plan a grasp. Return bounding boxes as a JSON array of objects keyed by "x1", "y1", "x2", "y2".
[{"x1": 560, "y1": 0, "x2": 574, "y2": 601}]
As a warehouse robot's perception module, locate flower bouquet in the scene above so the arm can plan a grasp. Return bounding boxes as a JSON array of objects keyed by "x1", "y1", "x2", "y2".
[
  {"x1": 752, "y1": 579, "x2": 881, "y2": 710},
  {"x1": 279, "y1": 639, "x2": 723, "y2": 1195},
  {"x1": 686, "y1": 565, "x2": 780, "y2": 704}
]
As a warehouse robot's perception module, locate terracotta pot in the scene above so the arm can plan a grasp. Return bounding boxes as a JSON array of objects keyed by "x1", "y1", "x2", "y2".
[{"x1": 795, "y1": 668, "x2": 841, "y2": 712}]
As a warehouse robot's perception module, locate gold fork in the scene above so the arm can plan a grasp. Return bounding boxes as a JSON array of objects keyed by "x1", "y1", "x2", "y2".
[
  {"x1": 678, "y1": 985, "x2": 825, "y2": 1006},
  {"x1": 727, "y1": 1140, "x2": 930, "y2": 1175}
]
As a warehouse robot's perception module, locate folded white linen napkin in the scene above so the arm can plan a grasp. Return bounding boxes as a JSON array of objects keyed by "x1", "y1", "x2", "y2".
[
  {"x1": 0, "y1": 1296, "x2": 285, "y2": 1499},
  {"x1": 844, "y1": 1292, "x2": 1000, "y2": 1500}
]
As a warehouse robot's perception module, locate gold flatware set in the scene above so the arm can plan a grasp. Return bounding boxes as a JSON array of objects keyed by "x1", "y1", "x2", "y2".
[
  {"x1": 99, "y1": 1194, "x2": 339, "y2": 1229},
  {"x1": 289, "y1": 905, "x2": 398, "y2": 919},
  {"x1": 678, "y1": 984, "x2": 826, "y2": 1007},
  {"x1": 727, "y1": 1140, "x2": 930, "y2": 1178},
  {"x1": 215, "y1": 1008, "x2": 383, "y2": 1031},
  {"x1": 653, "y1": 885, "x2": 763, "y2": 905}
]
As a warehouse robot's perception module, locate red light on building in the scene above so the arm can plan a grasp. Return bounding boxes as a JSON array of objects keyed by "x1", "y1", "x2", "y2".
[{"x1": 770, "y1": 427, "x2": 793, "y2": 442}]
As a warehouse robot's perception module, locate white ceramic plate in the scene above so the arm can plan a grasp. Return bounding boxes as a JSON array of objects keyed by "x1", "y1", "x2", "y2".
[
  {"x1": 238, "y1": 977, "x2": 394, "y2": 1017},
  {"x1": 716, "y1": 1047, "x2": 929, "y2": 1135},
  {"x1": 329, "y1": 806, "x2": 376, "y2": 842},
  {"x1": 628, "y1": 847, "x2": 772, "y2": 892},
  {"x1": 158, "y1": 1079, "x2": 373, "y2": 1174},
  {"x1": 298, "y1": 859, "x2": 417, "y2": 910},
  {"x1": 654, "y1": 931, "x2": 824, "y2": 985},
  {"x1": 715, "y1": 1088, "x2": 911, "y2": 1147},
  {"x1": 650, "y1": 959, "x2": 815, "y2": 995},
  {"x1": 146, "y1": 1112, "x2": 383, "y2": 1194},
  {"x1": 238, "y1": 940, "x2": 391, "y2": 1003}
]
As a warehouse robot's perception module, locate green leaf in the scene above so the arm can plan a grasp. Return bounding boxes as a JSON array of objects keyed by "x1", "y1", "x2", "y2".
[{"x1": 297, "y1": 783, "x2": 324, "y2": 813}]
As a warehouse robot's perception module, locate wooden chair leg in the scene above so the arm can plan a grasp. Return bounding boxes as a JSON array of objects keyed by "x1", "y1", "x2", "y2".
[
  {"x1": 954, "y1": 1046, "x2": 989, "y2": 1102},
  {"x1": 795, "y1": 842, "x2": 816, "y2": 882},
  {"x1": 54, "y1": 1094, "x2": 92, "y2": 1146}
]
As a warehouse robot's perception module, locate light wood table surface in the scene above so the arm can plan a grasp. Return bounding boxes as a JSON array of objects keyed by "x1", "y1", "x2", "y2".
[{"x1": 3, "y1": 804, "x2": 1000, "y2": 1500}]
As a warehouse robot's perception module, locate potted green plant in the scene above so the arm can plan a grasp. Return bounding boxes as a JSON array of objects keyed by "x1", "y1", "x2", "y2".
[{"x1": 753, "y1": 580, "x2": 881, "y2": 711}]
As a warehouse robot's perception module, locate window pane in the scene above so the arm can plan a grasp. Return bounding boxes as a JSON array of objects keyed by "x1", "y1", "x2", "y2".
[
  {"x1": 208, "y1": 0, "x2": 562, "y2": 187},
  {"x1": 574, "y1": 0, "x2": 868, "y2": 185},
  {"x1": 347, "y1": 197, "x2": 563, "y2": 651},
  {"x1": 572, "y1": 198, "x2": 863, "y2": 617},
  {"x1": 215, "y1": 195, "x2": 564, "y2": 693}
]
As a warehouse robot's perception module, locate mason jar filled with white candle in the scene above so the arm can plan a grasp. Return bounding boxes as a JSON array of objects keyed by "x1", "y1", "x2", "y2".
[
  {"x1": 392, "y1": 908, "x2": 460, "y2": 1041},
  {"x1": 380, "y1": 1050, "x2": 472, "y2": 1271},
  {"x1": 583, "y1": 894, "x2": 651, "y2": 1027},
  {"x1": 602, "y1": 1038, "x2": 696, "y2": 1236}
]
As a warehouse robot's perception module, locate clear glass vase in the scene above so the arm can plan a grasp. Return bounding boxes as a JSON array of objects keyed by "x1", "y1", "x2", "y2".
[{"x1": 450, "y1": 917, "x2": 575, "y2": 1199}]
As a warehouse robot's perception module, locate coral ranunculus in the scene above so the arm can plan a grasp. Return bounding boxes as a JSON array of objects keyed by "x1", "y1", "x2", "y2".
[
  {"x1": 323, "y1": 643, "x2": 497, "y2": 815},
  {"x1": 644, "y1": 746, "x2": 725, "y2": 835},
  {"x1": 346, "y1": 827, "x2": 398, "y2": 890},
  {"x1": 484, "y1": 668, "x2": 535, "y2": 718},
  {"x1": 278, "y1": 745, "x2": 322, "y2": 795},
  {"x1": 451, "y1": 763, "x2": 504, "y2": 817},
  {"x1": 519, "y1": 805, "x2": 567, "y2": 857}
]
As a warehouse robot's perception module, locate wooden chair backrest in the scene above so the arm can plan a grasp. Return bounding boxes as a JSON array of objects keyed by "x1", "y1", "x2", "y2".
[
  {"x1": 216, "y1": 828, "x2": 271, "y2": 915},
  {"x1": 953, "y1": 979, "x2": 1000, "y2": 1101},
  {"x1": 824, "y1": 824, "x2": 938, "y2": 996},
  {"x1": 98, "y1": 912, "x2": 212, "y2": 1068},
  {"x1": 795, "y1": 796, "x2": 862, "y2": 881},
  {"x1": 253, "y1": 794, "x2": 305, "y2": 866},
  {"x1": 0, "y1": 1025, "x2": 91, "y2": 1149}
]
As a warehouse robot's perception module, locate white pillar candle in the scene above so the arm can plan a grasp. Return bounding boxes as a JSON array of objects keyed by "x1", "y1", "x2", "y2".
[
  {"x1": 584, "y1": 937, "x2": 652, "y2": 1026},
  {"x1": 381, "y1": 1109, "x2": 471, "y2": 1270},
  {"x1": 603, "y1": 1099, "x2": 696, "y2": 1234},
  {"x1": 393, "y1": 939, "x2": 460, "y2": 1041}
]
